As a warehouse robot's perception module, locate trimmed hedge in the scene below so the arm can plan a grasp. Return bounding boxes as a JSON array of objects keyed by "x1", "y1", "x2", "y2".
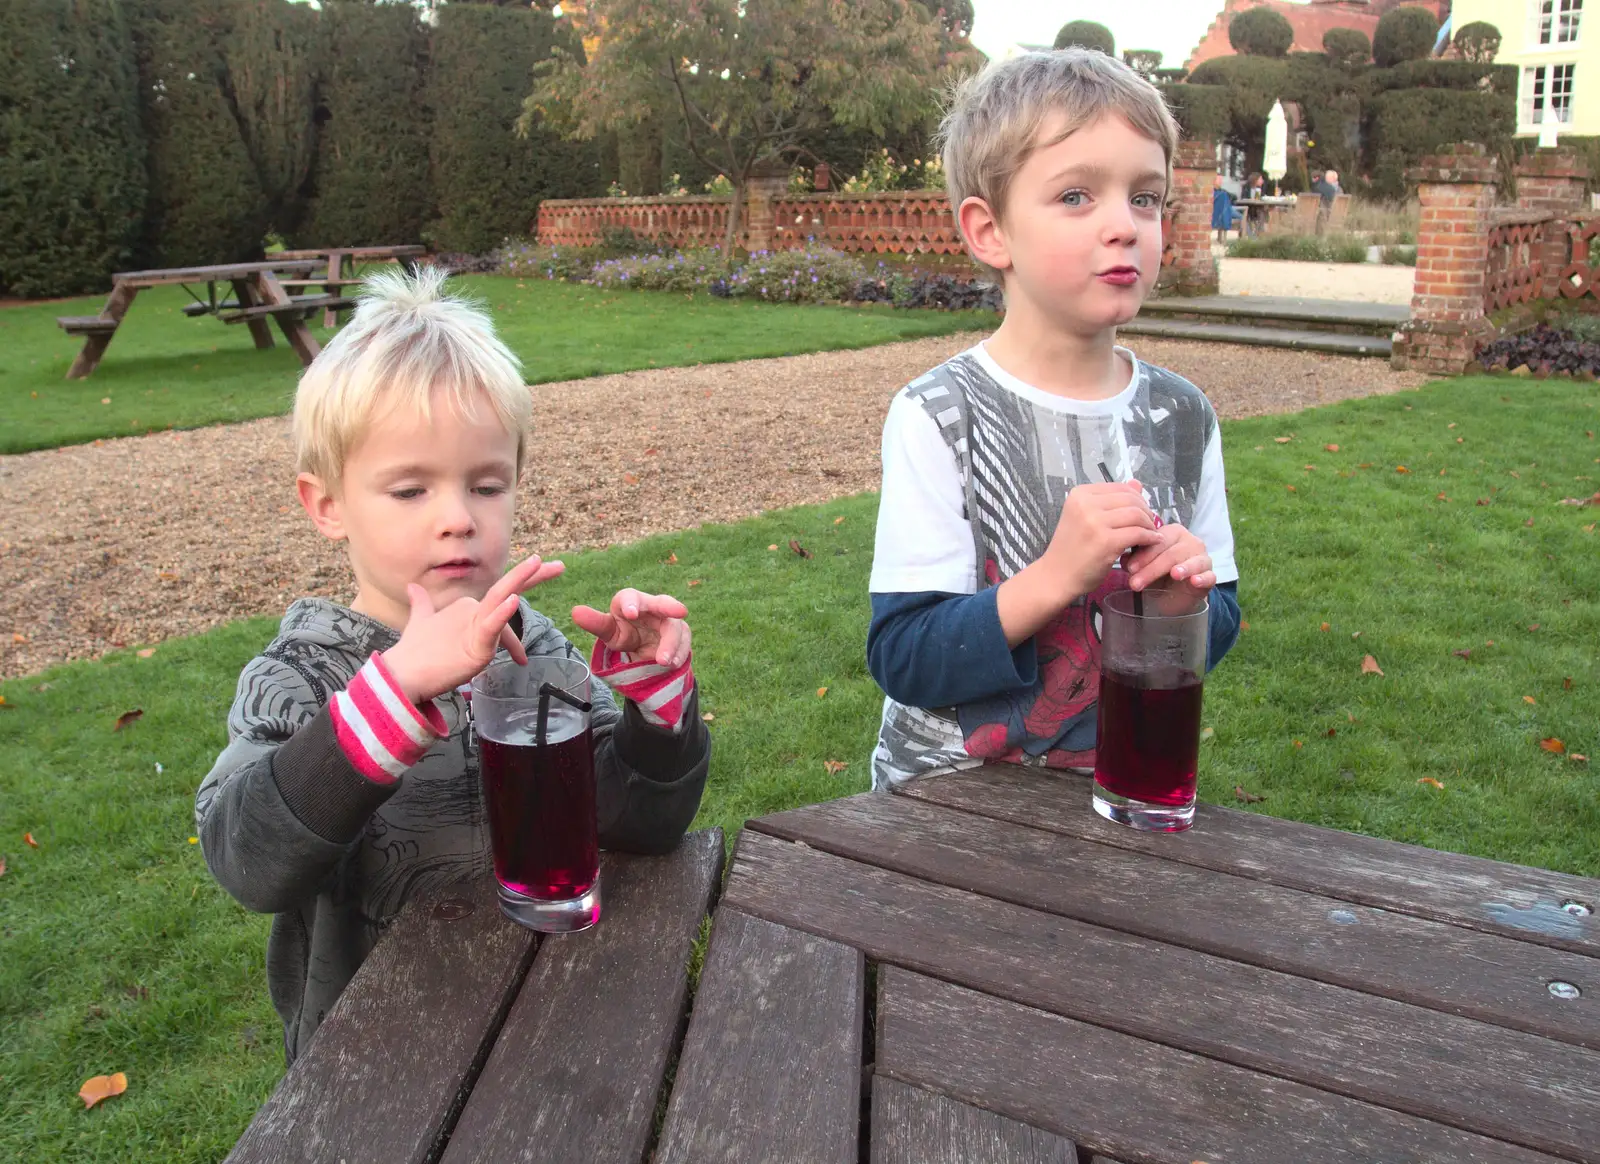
[
  {"x1": 427, "y1": 3, "x2": 602, "y2": 254},
  {"x1": 1054, "y1": 21, "x2": 1114, "y2": 56},
  {"x1": 293, "y1": 2, "x2": 431, "y2": 247},
  {"x1": 1367, "y1": 87, "x2": 1514, "y2": 199},
  {"x1": 223, "y1": 0, "x2": 322, "y2": 233},
  {"x1": 0, "y1": 0, "x2": 147, "y2": 297},
  {"x1": 128, "y1": 0, "x2": 271, "y2": 267},
  {"x1": 1229, "y1": 7, "x2": 1293, "y2": 58},
  {"x1": 1373, "y1": 5, "x2": 1438, "y2": 68}
]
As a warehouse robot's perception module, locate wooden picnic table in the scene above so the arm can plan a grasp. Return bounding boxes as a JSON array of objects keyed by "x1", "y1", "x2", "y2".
[
  {"x1": 56, "y1": 260, "x2": 347, "y2": 380},
  {"x1": 223, "y1": 768, "x2": 1600, "y2": 1163},
  {"x1": 273, "y1": 244, "x2": 426, "y2": 326}
]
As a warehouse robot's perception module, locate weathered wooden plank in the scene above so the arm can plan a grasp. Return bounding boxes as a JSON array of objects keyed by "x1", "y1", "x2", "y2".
[
  {"x1": 877, "y1": 967, "x2": 1567, "y2": 1164},
  {"x1": 229, "y1": 278, "x2": 275, "y2": 351},
  {"x1": 655, "y1": 907, "x2": 864, "y2": 1164},
  {"x1": 439, "y1": 829, "x2": 724, "y2": 1164},
  {"x1": 255, "y1": 270, "x2": 323, "y2": 365},
  {"x1": 871, "y1": 1077, "x2": 1075, "y2": 1164},
  {"x1": 895, "y1": 765, "x2": 1600, "y2": 957},
  {"x1": 726, "y1": 831, "x2": 1600, "y2": 1162},
  {"x1": 225, "y1": 876, "x2": 537, "y2": 1164},
  {"x1": 112, "y1": 259, "x2": 319, "y2": 283},
  {"x1": 748, "y1": 793, "x2": 1600, "y2": 1049},
  {"x1": 65, "y1": 281, "x2": 137, "y2": 379}
]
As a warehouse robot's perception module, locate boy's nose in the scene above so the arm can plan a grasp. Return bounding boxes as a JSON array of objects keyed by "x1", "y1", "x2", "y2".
[
  {"x1": 437, "y1": 492, "x2": 477, "y2": 537},
  {"x1": 1100, "y1": 202, "x2": 1140, "y2": 244}
]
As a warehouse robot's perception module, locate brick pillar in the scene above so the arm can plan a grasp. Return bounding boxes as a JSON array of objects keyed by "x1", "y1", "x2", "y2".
[
  {"x1": 1514, "y1": 148, "x2": 1589, "y2": 298},
  {"x1": 743, "y1": 163, "x2": 790, "y2": 253},
  {"x1": 1391, "y1": 145, "x2": 1499, "y2": 375},
  {"x1": 1158, "y1": 139, "x2": 1219, "y2": 297}
]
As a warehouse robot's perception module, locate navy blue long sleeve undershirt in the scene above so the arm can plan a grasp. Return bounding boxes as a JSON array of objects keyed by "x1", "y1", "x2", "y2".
[{"x1": 867, "y1": 581, "x2": 1240, "y2": 711}]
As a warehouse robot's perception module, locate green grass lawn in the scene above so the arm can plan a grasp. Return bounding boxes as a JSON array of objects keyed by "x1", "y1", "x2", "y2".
[
  {"x1": 2, "y1": 374, "x2": 1598, "y2": 1160},
  {"x1": 0, "y1": 277, "x2": 989, "y2": 454}
]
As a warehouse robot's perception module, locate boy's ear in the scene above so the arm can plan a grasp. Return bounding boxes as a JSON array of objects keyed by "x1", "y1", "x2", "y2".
[
  {"x1": 296, "y1": 472, "x2": 347, "y2": 542},
  {"x1": 957, "y1": 195, "x2": 1012, "y2": 276}
]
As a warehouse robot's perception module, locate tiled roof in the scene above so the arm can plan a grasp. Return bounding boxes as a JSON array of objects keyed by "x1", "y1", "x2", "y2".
[{"x1": 1184, "y1": 1, "x2": 1451, "y2": 72}]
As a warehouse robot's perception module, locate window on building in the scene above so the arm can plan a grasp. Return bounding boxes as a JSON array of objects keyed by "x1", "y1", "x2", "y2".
[
  {"x1": 1535, "y1": 0, "x2": 1584, "y2": 46},
  {"x1": 1523, "y1": 62, "x2": 1577, "y2": 123}
]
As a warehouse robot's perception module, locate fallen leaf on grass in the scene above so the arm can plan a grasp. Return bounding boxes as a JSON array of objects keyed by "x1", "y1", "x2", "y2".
[
  {"x1": 1453, "y1": 649, "x2": 1473, "y2": 659},
  {"x1": 622, "y1": 472, "x2": 639, "y2": 486},
  {"x1": 1285, "y1": 484, "x2": 1296, "y2": 492},
  {"x1": 1319, "y1": 622, "x2": 1330, "y2": 632},
  {"x1": 1361, "y1": 655, "x2": 1384, "y2": 676},
  {"x1": 1239, "y1": 620, "x2": 1250, "y2": 631},
  {"x1": 1572, "y1": 754, "x2": 1589, "y2": 764},
  {"x1": 1486, "y1": 639, "x2": 1496, "y2": 646},
  {"x1": 1448, "y1": 423, "x2": 1457, "y2": 429},
  {"x1": 79, "y1": 1072, "x2": 127, "y2": 1109},
  {"x1": 1525, "y1": 518, "x2": 1536, "y2": 528},
  {"x1": 24, "y1": 832, "x2": 38, "y2": 848},
  {"x1": 187, "y1": 836, "x2": 198, "y2": 845},
  {"x1": 1540, "y1": 737, "x2": 1567, "y2": 755},
  {"x1": 113, "y1": 709, "x2": 143, "y2": 731},
  {"x1": 1564, "y1": 676, "x2": 1574, "y2": 689},
  {"x1": 1200, "y1": 726, "x2": 1214, "y2": 741},
  {"x1": 1436, "y1": 493, "x2": 1450, "y2": 502},
  {"x1": 1327, "y1": 727, "x2": 1337, "y2": 737},
  {"x1": 1293, "y1": 739, "x2": 1303, "y2": 749},
  {"x1": 816, "y1": 686, "x2": 828, "y2": 698},
  {"x1": 1303, "y1": 464, "x2": 1317, "y2": 471},
  {"x1": 1358, "y1": 462, "x2": 1373, "y2": 469},
  {"x1": 1527, "y1": 623, "x2": 1540, "y2": 632},
  {"x1": 767, "y1": 544, "x2": 778, "y2": 551},
  {"x1": 1477, "y1": 498, "x2": 1490, "y2": 506},
  {"x1": 1324, "y1": 443, "x2": 1340, "y2": 452},
  {"x1": 789, "y1": 539, "x2": 812, "y2": 559},
  {"x1": 0, "y1": 857, "x2": 6, "y2": 877},
  {"x1": 701, "y1": 713, "x2": 715, "y2": 722},
  {"x1": 1557, "y1": 492, "x2": 1600, "y2": 506},
  {"x1": 1351, "y1": 630, "x2": 1362, "y2": 639},
  {"x1": 687, "y1": 579, "x2": 702, "y2": 587},
  {"x1": 136, "y1": 648, "x2": 156, "y2": 658},
  {"x1": 833, "y1": 516, "x2": 846, "y2": 525},
  {"x1": 11, "y1": 633, "x2": 25, "y2": 644},
  {"x1": 1586, "y1": 523, "x2": 1597, "y2": 533},
  {"x1": 822, "y1": 759, "x2": 849, "y2": 774},
  {"x1": 1234, "y1": 785, "x2": 1265, "y2": 803},
  {"x1": 660, "y1": 552, "x2": 678, "y2": 565},
  {"x1": 1524, "y1": 696, "x2": 1537, "y2": 705},
  {"x1": 1395, "y1": 466, "x2": 1411, "y2": 474},
  {"x1": 0, "y1": 696, "x2": 8, "y2": 708},
  {"x1": 1274, "y1": 436, "x2": 1292, "y2": 444},
  {"x1": 1418, "y1": 777, "x2": 1445, "y2": 789}
]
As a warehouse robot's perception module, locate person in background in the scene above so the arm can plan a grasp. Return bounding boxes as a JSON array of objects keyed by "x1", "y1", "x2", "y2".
[
  {"x1": 1211, "y1": 173, "x2": 1236, "y2": 244},
  {"x1": 1243, "y1": 171, "x2": 1267, "y2": 237}
]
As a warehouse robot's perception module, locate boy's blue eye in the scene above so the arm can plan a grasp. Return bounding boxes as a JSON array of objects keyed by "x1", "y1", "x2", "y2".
[
  {"x1": 1060, "y1": 189, "x2": 1089, "y2": 208},
  {"x1": 391, "y1": 488, "x2": 423, "y2": 500},
  {"x1": 1132, "y1": 192, "x2": 1164, "y2": 210},
  {"x1": 474, "y1": 485, "x2": 508, "y2": 497}
]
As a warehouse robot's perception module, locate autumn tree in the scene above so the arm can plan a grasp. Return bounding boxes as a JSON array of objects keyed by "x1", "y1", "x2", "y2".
[{"x1": 528, "y1": 0, "x2": 945, "y2": 256}]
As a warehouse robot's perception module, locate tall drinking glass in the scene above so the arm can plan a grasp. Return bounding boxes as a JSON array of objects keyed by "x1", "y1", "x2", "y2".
[
  {"x1": 1093, "y1": 587, "x2": 1209, "y2": 833},
  {"x1": 471, "y1": 654, "x2": 601, "y2": 932}
]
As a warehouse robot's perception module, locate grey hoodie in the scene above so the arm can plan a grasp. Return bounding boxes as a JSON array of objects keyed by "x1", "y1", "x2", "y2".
[{"x1": 197, "y1": 597, "x2": 709, "y2": 1063}]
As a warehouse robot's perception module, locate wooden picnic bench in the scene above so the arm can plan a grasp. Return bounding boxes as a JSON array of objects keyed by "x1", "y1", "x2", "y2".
[
  {"x1": 223, "y1": 768, "x2": 1600, "y2": 1162},
  {"x1": 55, "y1": 260, "x2": 324, "y2": 380},
  {"x1": 273, "y1": 244, "x2": 426, "y2": 326}
]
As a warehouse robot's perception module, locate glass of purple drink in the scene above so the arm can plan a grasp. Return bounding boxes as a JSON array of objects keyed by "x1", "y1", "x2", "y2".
[
  {"x1": 1092, "y1": 586, "x2": 1209, "y2": 833},
  {"x1": 471, "y1": 654, "x2": 601, "y2": 932}
]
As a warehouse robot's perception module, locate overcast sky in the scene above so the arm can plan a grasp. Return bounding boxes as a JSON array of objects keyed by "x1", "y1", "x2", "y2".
[{"x1": 968, "y1": 0, "x2": 1253, "y2": 69}]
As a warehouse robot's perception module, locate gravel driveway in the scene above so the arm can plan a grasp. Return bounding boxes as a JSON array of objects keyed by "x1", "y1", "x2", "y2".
[{"x1": 0, "y1": 332, "x2": 1429, "y2": 679}]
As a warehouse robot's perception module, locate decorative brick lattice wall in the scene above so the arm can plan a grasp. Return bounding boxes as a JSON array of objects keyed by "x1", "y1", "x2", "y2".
[{"x1": 770, "y1": 193, "x2": 965, "y2": 255}]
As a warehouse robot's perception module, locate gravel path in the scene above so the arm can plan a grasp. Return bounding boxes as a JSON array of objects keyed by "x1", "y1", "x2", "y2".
[
  {"x1": 0, "y1": 333, "x2": 1429, "y2": 679},
  {"x1": 1218, "y1": 256, "x2": 1416, "y2": 305}
]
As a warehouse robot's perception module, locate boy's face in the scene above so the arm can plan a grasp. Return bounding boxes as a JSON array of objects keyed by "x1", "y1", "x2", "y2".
[
  {"x1": 299, "y1": 391, "x2": 520, "y2": 631},
  {"x1": 973, "y1": 112, "x2": 1168, "y2": 334}
]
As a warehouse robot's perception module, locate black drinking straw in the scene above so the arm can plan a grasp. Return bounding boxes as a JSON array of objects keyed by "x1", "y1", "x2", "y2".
[
  {"x1": 1100, "y1": 460, "x2": 1143, "y2": 616},
  {"x1": 535, "y1": 681, "x2": 593, "y2": 747}
]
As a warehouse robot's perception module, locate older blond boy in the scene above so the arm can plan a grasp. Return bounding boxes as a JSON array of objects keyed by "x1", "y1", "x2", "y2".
[
  {"x1": 868, "y1": 49, "x2": 1241, "y2": 788},
  {"x1": 198, "y1": 268, "x2": 708, "y2": 1063}
]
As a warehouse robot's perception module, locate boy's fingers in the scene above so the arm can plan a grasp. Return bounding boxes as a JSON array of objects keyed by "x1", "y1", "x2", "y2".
[
  {"x1": 405, "y1": 583, "x2": 435, "y2": 622},
  {"x1": 475, "y1": 594, "x2": 520, "y2": 654},
  {"x1": 611, "y1": 588, "x2": 645, "y2": 620},
  {"x1": 488, "y1": 556, "x2": 564, "y2": 608},
  {"x1": 498, "y1": 622, "x2": 528, "y2": 665},
  {"x1": 655, "y1": 620, "x2": 690, "y2": 666},
  {"x1": 640, "y1": 593, "x2": 689, "y2": 620},
  {"x1": 571, "y1": 604, "x2": 619, "y2": 642}
]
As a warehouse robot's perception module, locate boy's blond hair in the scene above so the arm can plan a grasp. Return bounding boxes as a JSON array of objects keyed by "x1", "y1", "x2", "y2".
[
  {"x1": 292, "y1": 265, "x2": 531, "y2": 485},
  {"x1": 938, "y1": 48, "x2": 1182, "y2": 283}
]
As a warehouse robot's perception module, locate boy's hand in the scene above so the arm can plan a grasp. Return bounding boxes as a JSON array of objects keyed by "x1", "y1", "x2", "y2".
[
  {"x1": 572, "y1": 589, "x2": 692, "y2": 668},
  {"x1": 1043, "y1": 481, "x2": 1165, "y2": 599},
  {"x1": 1123, "y1": 523, "x2": 1215, "y2": 592},
  {"x1": 382, "y1": 555, "x2": 566, "y2": 705}
]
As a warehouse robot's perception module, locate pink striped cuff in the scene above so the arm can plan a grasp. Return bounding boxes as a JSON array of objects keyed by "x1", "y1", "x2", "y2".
[
  {"x1": 590, "y1": 642, "x2": 695, "y2": 734},
  {"x1": 330, "y1": 653, "x2": 448, "y2": 784}
]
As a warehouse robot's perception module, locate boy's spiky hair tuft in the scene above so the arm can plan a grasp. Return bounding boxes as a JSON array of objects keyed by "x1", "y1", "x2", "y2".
[{"x1": 292, "y1": 265, "x2": 531, "y2": 485}]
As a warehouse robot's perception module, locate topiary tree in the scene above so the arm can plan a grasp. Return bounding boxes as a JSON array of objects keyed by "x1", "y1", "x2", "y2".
[
  {"x1": 1123, "y1": 49, "x2": 1162, "y2": 78},
  {"x1": 0, "y1": 0, "x2": 147, "y2": 296},
  {"x1": 127, "y1": 0, "x2": 272, "y2": 267},
  {"x1": 1454, "y1": 20, "x2": 1502, "y2": 64},
  {"x1": 1373, "y1": 5, "x2": 1439, "y2": 68},
  {"x1": 1322, "y1": 27, "x2": 1371, "y2": 68},
  {"x1": 1229, "y1": 7, "x2": 1294, "y2": 58},
  {"x1": 1053, "y1": 20, "x2": 1114, "y2": 56},
  {"x1": 292, "y1": 0, "x2": 432, "y2": 248},
  {"x1": 431, "y1": 3, "x2": 602, "y2": 255},
  {"x1": 222, "y1": 0, "x2": 323, "y2": 238}
]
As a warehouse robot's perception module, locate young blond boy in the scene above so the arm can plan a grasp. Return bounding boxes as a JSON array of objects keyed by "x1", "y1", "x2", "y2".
[
  {"x1": 868, "y1": 49, "x2": 1241, "y2": 788},
  {"x1": 197, "y1": 268, "x2": 708, "y2": 1062}
]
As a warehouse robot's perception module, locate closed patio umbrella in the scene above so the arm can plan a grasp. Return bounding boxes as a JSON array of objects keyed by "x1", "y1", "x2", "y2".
[{"x1": 1264, "y1": 100, "x2": 1288, "y2": 195}]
